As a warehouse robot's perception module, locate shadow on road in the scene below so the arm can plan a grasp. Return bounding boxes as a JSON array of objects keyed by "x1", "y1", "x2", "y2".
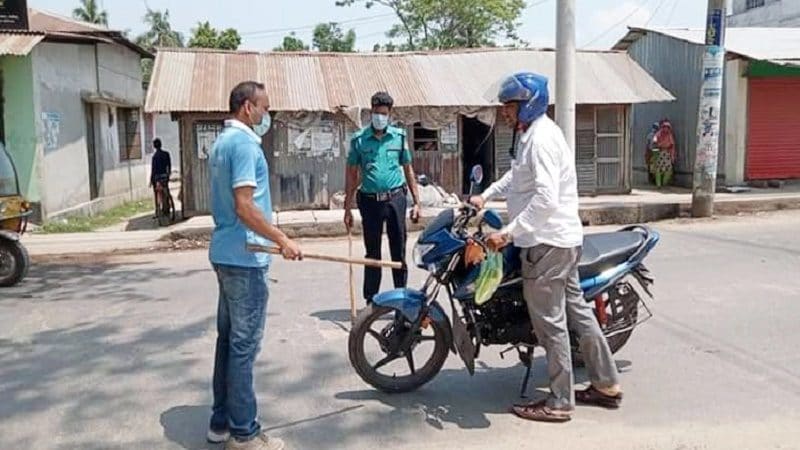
[
  {"x1": 2, "y1": 260, "x2": 209, "y2": 304},
  {"x1": 310, "y1": 309, "x2": 353, "y2": 333},
  {"x1": 161, "y1": 405, "x2": 219, "y2": 450}
]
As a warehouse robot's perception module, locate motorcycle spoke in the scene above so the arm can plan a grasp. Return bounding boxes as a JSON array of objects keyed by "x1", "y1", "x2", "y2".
[
  {"x1": 406, "y1": 352, "x2": 416, "y2": 374},
  {"x1": 373, "y1": 353, "x2": 400, "y2": 370},
  {"x1": 366, "y1": 328, "x2": 386, "y2": 346}
]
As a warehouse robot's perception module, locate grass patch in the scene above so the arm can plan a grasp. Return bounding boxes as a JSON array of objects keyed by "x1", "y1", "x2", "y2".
[{"x1": 37, "y1": 200, "x2": 152, "y2": 233}]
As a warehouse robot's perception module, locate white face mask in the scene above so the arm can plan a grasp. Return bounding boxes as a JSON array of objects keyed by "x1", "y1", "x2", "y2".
[
  {"x1": 371, "y1": 113, "x2": 389, "y2": 131},
  {"x1": 252, "y1": 113, "x2": 272, "y2": 137}
]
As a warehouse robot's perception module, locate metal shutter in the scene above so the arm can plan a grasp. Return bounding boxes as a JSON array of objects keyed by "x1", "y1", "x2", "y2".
[{"x1": 746, "y1": 78, "x2": 800, "y2": 180}]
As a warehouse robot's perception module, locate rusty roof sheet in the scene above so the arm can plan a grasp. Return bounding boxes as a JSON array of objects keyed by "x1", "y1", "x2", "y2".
[
  {"x1": 0, "y1": 32, "x2": 44, "y2": 56},
  {"x1": 28, "y1": 9, "x2": 110, "y2": 33},
  {"x1": 145, "y1": 48, "x2": 674, "y2": 113}
]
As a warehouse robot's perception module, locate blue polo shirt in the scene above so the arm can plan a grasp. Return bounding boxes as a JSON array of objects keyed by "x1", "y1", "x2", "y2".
[
  {"x1": 347, "y1": 125, "x2": 412, "y2": 193},
  {"x1": 208, "y1": 120, "x2": 272, "y2": 268}
]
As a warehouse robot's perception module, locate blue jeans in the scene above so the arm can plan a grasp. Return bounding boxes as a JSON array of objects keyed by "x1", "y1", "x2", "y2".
[{"x1": 209, "y1": 264, "x2": 269, "y2": 441}]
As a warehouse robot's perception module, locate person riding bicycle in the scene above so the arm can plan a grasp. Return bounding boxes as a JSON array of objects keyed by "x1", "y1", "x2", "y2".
[{"x1": 150, "y1": 138, "x2": 172, "y2": 215}]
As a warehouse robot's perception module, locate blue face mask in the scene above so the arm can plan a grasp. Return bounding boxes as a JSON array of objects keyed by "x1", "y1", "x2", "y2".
[
  {"x1": 371, "y1": 113, "x2": 389, "y2": 131},
  {"x1": 252, "y1": 113, "x2": 272, "y2": 137}
]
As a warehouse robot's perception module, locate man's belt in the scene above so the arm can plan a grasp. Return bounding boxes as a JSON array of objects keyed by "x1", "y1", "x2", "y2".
[{"x1": 359, "y1": 185, "x2": 406, "y2": 201}]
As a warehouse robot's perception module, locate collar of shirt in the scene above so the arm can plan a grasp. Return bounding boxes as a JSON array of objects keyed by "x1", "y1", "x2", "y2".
[
  {"x1": 225, "y1": 119, "x2": 262, "y2": 145},
  {"x1": 518, "y1": 115, "x2": 544, "y2": 145},
  {"x1": 368, "y1": 126, "x2": 396, "y2": 142}
]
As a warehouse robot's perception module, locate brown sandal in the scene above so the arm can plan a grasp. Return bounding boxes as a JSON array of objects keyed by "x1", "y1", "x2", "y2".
[
  {"x1": 575, "y1": 386, "x2": 623, "y2": 409},
  {"x1": 510, "y1": 403, "x2": 572, "y2": 423}
]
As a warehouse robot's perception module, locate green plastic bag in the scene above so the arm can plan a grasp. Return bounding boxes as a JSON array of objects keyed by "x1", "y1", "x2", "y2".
[{"x1": 474, "y1": 250, "x2": 504, "y2": 306}]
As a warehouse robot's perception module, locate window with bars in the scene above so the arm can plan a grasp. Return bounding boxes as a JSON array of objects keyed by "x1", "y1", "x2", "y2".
[
  {"x1": 117, "y1": 108, "x2": 142, "y2": 161},
  {"x1": 412, "y1": 123, "x2": 439, "y2": 152},
  {"x1": 746, "y1": 0, "x2": 765, "y2": 10}
]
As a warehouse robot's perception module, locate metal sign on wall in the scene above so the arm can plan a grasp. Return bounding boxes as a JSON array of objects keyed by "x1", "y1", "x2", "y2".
[{"x1": 0, "y1": 0, "x2": 29, "y2": 30}]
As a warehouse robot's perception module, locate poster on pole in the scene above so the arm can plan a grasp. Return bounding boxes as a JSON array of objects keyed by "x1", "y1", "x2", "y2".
[{"x1": 695, "y1": 45, "x2": 725, "y2": 173}]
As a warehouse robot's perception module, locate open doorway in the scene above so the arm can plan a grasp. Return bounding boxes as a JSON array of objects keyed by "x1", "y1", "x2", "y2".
[{"x1": 461, "y1": 116, "x2": 494, "y2": 194}]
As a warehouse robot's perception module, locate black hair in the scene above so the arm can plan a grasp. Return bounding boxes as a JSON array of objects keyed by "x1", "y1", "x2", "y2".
[
  {"x1": 229, "y1": 81, "x2": 266, "y2": 113},
  {"x1": 153, "y1": 138, "x2": 162, "y2": 149},
  {"x1": 371, "y1": 91, "x2": 394, "y2": 109}
]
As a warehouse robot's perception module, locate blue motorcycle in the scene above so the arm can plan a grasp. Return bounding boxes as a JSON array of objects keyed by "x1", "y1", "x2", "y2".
[{"x1": 348, "y1": 204, "x2": 659, "y2": 395}]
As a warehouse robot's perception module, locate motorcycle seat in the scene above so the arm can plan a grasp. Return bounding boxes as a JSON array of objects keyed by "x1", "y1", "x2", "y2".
[{"x1": 579, "y1": 231, "x2": 644, "y2": 279}]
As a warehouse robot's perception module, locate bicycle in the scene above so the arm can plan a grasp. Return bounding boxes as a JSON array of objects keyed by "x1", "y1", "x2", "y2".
[{"x1": 154, "y1": 174, "x2": 175, "y2": 227}]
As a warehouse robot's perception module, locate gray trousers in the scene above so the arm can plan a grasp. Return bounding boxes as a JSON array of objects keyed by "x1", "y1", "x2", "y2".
[{"x1": 521, "y1": 245, "x2": 620, "y2": 410}]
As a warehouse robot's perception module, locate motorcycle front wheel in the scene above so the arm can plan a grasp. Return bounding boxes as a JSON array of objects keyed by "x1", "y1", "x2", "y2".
[{"x1": 348, "y1": 304, "x2": 451, "y2": 393}]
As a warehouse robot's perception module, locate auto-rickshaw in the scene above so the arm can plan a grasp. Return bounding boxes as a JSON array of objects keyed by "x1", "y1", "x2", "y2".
[{"x1": 0, "y1": 142, "x2": 31, "y2": 287}]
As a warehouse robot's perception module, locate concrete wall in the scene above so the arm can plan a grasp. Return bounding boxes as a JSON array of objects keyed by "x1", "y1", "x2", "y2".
[
  {"x1": 32, "y1": 42, "x2": 97, "y2": 214},
  {"x1": 723, "y1": 59, "x2": 750, "y2": 185},
  {"x1": 730, "y1": 0, "x2": 800, "y2": 26},
  {"x1": 30, "y1": 41, "x2": 148, "y2": 218},
  {"x1": 1, "y1": 55, "x2": 40, "y2": 208}
]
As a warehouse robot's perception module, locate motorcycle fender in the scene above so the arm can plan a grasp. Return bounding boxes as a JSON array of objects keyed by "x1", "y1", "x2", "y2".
[
  {"x1": 372, "y1": 288, "x2": 450, "y2": 330},
  {"x1": 0, "y1": 230, "x2": 20, "y2": 241}
]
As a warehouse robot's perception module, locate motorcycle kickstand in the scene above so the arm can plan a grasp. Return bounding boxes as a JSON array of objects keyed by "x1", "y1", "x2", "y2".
[{"x1": 518, "y1": 347, "x2": 534, "y2": 399}]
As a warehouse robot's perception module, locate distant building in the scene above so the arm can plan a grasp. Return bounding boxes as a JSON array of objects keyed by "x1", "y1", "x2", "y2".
[
  {"x1": 145, "y1": 48, "x2": 673, "y2": 215},
  {"x1": 729, "y1": 0, "x2": 800, "y2": 27},
  {"x1": 0, "y1": 8, "x2": 151, "y2": 221},
  {"x1": 616, "y1": 27, "x2": 800, "y2": 186}
]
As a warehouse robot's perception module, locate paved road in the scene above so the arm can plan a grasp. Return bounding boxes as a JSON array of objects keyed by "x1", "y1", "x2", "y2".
[{"x1": 2, "y1": 211, "x2": 800, "y2": 449}]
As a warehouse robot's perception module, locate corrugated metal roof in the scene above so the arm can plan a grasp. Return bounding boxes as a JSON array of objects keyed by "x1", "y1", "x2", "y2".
[
  {"x1": 28, "y1": 8, "x2": 111, "y2": 33},
  {"x1": 0, "y1": 32, "x2": 44, "y2": 56},
  {"x1": 145, "y1": 48, "x2": 675, "y2": 113},
  {"x1": 616, "y1": 27, "x2": 800, "y2": 67}
]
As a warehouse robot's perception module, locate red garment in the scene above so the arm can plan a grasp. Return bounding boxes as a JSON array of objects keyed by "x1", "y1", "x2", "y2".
[{"x1": 653, "y1": 119, "x2": 676, "y2": 163}]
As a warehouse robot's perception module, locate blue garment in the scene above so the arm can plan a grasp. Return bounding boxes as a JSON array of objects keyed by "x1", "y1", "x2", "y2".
[
  {"x1": 208, "y1": 120, "x2": 272, "y2": 268},
  {"x1": 210, "y1": 264, "x2": 269, "y2": 440}
]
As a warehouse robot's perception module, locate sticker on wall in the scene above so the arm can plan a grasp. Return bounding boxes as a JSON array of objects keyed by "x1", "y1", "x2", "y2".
[
  {"x1": 287, "y1": 120, "x2": 340, "y2": 158},
  {"x1": 195, "y1": 122, "x2": 223, "y2": 160},
  {"x1": 41, "y1": 112, "x2": 61, "y2": 151},
  {"x1": 441, "y1": 122, "x2": 458, "y2": 145}
]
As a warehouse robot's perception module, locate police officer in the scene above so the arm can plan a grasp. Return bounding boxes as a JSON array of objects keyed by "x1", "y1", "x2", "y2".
[{"x1": 344, "y1": 91, "x2": 421, "y2": 304}]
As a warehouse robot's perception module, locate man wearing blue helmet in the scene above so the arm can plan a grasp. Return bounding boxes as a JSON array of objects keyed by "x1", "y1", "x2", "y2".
[{"x1": 470, "y1": 72, "x2": 622, "y2": 422}]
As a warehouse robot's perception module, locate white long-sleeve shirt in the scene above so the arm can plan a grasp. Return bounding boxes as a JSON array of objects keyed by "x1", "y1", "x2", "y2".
[{"x1": 481, "y1": 115, "x2": 583, "y2": 249}]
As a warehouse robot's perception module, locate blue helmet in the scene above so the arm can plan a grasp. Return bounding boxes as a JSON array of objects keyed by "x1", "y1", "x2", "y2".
[{"x1": 497, "y1": 72, "x2": 549, "y2": 125}]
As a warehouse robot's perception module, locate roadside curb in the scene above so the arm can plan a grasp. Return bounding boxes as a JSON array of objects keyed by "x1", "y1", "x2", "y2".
[{"x1": 159, "y1": 196, "x2": 800, "y2": 242}]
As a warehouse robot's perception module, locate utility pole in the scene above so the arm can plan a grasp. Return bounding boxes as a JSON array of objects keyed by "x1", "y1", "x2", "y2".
[
  {"x1": 556, "y1": 0, "x2": 576, "y2": 152},
  {"x1": 691, "y1": 0, "x2": 727, "y2": 217}
]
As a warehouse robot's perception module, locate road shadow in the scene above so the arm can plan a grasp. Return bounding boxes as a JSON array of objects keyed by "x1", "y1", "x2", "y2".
[
  {"x1": 333, "y1": 356, "x2": 633, "y2": 432},
  {"x1": 2, "y1": 260, "x2": 209, "y2": 304},
  {"x1": 161, "y1": 405, "x2": 219, "y2": 450},
  {"x1": 310, "y1": 309, "x2": 354, "y2": 333}
]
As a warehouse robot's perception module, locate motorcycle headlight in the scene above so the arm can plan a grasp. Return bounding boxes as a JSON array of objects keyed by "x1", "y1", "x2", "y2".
[{"x1": 413, "y1": 243, "x2": 435, "y2": 268}]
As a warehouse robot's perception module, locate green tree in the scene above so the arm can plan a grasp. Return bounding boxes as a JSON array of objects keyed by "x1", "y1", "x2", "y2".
[
  {"x1": 337, "y1": 0, "x2": 525, "y2": 50},
  {"x1": 188, "y1": 21, "x2": 242, "y2": 50},
  {"x1": 312, "y1": 22, "x2": 357, "y2": 52},
  {"x1": 72, "y1": 0, "x2": 108, "y2": 25},
  {"x1": 273, "y1": 33, "x2": 309, "y2": 51},
  {"x1": 137, "y1": 9, "x2": 184, "y2": 49},
  {"x1": 136, "y1": 9, "x2": 184, "y2": 89}
]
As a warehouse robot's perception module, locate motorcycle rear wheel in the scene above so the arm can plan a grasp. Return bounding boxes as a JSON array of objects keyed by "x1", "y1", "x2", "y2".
[{"x1": 349, "y1": 305, "x2": 451, "y2": 393}]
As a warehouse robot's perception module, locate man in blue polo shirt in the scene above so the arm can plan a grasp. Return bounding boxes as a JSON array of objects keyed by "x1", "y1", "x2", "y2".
[
  {"x1": 343, "y1": 91, "x2": 421, "y2": 304},
  {"x1": 206, "y1": 81, "x2": 301, "y2": 450}
]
